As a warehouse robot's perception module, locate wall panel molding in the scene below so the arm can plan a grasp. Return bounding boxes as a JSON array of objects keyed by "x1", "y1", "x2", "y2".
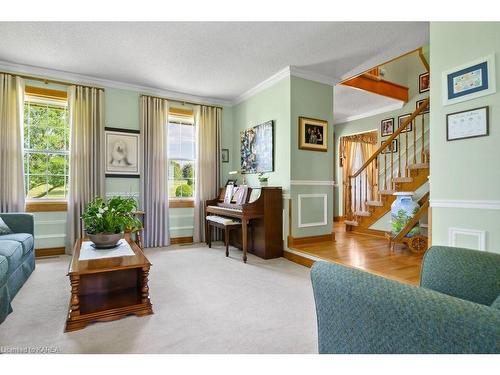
[
  {"x1": 431, "y1": 199, "x2": 500, "y2": 210},
  {"x1": 291, "y1": 180, "x2": 337, "y2": 186},
  {"x1": 448, "y1": 227, "x2": 486, "y2": 251},
  {"x1": 297, "y1": 194, "x2": 328, "y2": 228}
]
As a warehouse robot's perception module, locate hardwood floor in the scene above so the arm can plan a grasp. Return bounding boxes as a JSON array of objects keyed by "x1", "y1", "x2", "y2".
[{"x1": 288, "y1": 222, "x2": 424, "y2": 285}]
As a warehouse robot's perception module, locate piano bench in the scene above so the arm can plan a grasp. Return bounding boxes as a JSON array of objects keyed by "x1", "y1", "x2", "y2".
[{"x1": 206, "y1": 215, "x2": 245, "y2": 260}]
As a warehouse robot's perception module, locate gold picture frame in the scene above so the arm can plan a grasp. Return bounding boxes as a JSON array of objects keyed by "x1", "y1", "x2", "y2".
[{"x1": 298, "y1": 116, "x2": 328, "y2": 152}]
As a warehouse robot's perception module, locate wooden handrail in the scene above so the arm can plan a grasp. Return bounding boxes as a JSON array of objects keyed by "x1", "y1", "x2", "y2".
[{"x1": 350, "y1": 97, "x2": 429, "y2": 179}]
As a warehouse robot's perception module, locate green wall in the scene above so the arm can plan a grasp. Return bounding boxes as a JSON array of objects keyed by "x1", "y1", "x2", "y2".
[
  {"x1": 430, "y1": 22, "x2": 500, "y2": 253},
  {"x1": 231, "y1": 77, "x2": 291, "y2": 189},
  {"x1": 290, "y1": 76, "x2": 334, "y2": 238},
  {"x1": 334, "y1": 51, "x2": 429, "y2": 218}
]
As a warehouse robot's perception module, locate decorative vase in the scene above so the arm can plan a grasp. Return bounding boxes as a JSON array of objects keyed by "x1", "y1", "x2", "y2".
[
  {"x1": 87, "y1": 233, "x2": 123, "y2": 249},
  {"x1": 391, "y1": 192, "x2": 420, "y2": 237}
]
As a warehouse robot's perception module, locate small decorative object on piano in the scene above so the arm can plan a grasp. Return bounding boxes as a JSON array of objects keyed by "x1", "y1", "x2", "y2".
[{"x1": 258, "y1": 173, "x2": 268, "y2": 187}]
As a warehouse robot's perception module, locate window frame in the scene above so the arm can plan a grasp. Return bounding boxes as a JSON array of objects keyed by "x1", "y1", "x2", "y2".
[
  {"x1": 167, "y1": 108, "x2": 196, "y2": 206},
  {"x1": 23, "y1": 86, "x2": 69, "y2": 212}
]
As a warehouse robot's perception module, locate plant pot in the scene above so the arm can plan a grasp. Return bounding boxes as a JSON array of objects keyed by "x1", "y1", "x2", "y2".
[
  {"x1": 87, "y1": 232, "x2": 123, "y2": 249},
  {"x1": 391, "y1": 192, "x2": 420, "y2": 237}
]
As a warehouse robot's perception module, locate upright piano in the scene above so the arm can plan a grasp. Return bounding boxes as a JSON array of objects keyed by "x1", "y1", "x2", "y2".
[{"x1": 205, "y1": 186, "x2": 283, "y2": 261}]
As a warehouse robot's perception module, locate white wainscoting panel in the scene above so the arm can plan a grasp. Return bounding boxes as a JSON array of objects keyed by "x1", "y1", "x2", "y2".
[
  {"x1": 448, "y1": 227, "x2": 486, "y2": 251},
  {"x1": 297, "y1": 194, "x2": 328, "y2": 228}
]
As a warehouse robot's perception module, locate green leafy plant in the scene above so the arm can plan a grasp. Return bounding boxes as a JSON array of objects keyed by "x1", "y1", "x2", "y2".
[
  {"x1": 81, "y1": 196, "x2": 142, "y2": 235},
  {"x1": 175, "y1": 184, "x2": 193, "y2": 198},
  {"x1": 258, "y1": 172, "x2": 268, "y2": 182}
]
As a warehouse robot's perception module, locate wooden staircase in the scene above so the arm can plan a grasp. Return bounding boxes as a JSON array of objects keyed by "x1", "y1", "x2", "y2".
[{"x1": 344, "y1": 97, "x2": 430, "y2": 251}]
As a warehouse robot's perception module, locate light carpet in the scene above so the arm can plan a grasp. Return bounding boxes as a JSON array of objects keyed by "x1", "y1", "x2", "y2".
[{"x1": 0, "y1": 244, "x2": 318, "y2": 353}]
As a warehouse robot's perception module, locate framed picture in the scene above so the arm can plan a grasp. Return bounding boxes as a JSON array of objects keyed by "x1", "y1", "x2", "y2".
[
  {"x1": 381, "y1": 139, "x2": 398, "y2": 154},
  {"x1": 416, "y1": 99, "x2": 430, "y2": 114},
  {"x1": 225, "y1": 179, "x2": 237, "y2": 186},
  {"x1": 105, "y1": 128, "x2": 140, "y2": 178},
  {"x1": 221, "y1": 148, "x2": 229, "y2": 163},
  {"x1": 380, "y1": 118, "x2": 394, "y2": 137},
  {"x1": 240, "y1": 120, "x2": 274, "y2": 174},
  {"x1": 298, "y1": 116, "x2": 328, "y2": 152},
  {"x1": 398, "y1": 114, "x2": 413, "y2": 133},
  {"x1": 446, "y1": 106, "x2": 489, "y2": 141},
  {"x1": 442, "y1": 54, "x2": 496, "y2": 106},
  {"x1": 419, "y1": 72, "x2": 430, "y2": 93}
]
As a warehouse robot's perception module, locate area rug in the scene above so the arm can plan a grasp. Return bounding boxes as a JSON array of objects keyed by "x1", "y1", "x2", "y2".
[{"x1": 0, "y1": 244, "x2": 318, "y2": 353}]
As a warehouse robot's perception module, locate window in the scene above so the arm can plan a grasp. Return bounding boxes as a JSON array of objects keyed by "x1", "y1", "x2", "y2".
[
  {"x1": 23, "y1": 93, "x2": 69, "y2": 200},
  {"x1": 168, "y1": 110, "x2": 195, "y2": 199}
]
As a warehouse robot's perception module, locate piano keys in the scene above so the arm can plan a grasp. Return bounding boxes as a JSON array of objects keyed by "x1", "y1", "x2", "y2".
[{"x1": 205, "y1": 186, "x2": 283, "y2": 261}]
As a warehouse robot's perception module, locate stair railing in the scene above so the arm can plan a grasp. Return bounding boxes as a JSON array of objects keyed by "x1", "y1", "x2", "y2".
[{"x1": 344, "y1": 98, "x2": 429, "y2": 221}]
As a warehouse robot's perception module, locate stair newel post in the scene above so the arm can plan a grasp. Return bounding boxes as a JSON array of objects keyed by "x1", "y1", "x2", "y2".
[
  {"x1": 364, "y1": 169, "x2": 368, "y2": 211},
  {"x1": 353, "y1": 176, "x2": 357, "y2": 218},
  {"x1": 346, "y1": 178, "x2": 352, "y2": 220}
]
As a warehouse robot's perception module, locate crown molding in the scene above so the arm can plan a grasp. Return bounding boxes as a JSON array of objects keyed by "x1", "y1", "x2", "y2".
[
  {"x1": 334, "y1": 100, "x2": 404, "y2": 125},
  {"x1": 232, "y1": 66, "x2": 291, "y2": 105},
  {"x1": 289, "y1": 66, "x2": 335, "y2": 86},
  {"x1": 0, "y1": 60, "x2": 232, "y2": 107},
  {"x1": 232, "y1": 65, "x2": 336, "y2": 106}
]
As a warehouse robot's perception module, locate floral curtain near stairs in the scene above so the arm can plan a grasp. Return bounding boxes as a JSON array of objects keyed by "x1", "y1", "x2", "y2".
[
  {"x1": 193, "y1": 105, "x2": 222, "y2": 243},
  {"x1": 340, "y1": 132, "x2": 378, "y2": 218},
  {"x1": 67, "y1": 86, "x2": 105, "y2": 253},
  {"x1": 140, "y1": 96, "x2": 170, "y2": 248},
  {"x1": 0, "y1": 74, "x2": 25, "y2": 213}
]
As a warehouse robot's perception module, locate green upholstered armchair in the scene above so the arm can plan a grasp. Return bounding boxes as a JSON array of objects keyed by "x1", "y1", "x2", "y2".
[{"x1": 310, "y1": 246, "x2": 500, "y2": 354}]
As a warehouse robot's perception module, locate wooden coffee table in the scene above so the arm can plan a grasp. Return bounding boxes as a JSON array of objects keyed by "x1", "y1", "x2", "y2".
[{"x1": 65, "y1": 238, "x2": 153, "y2": 332}]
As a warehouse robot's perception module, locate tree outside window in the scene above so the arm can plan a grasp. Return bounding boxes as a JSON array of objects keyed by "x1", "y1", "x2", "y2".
[{"x1": 168, "y1": 116, "x2": 195, "y2": 199}]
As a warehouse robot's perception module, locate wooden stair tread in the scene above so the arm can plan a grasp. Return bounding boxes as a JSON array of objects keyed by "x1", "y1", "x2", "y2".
[
  {"x1": 344, "y1": 220, "x2": 359, "y2": 226},
  {"x1": 366, "y1": 200, "x2": 384, "y2": 207},
  {"x1": 393, "y1": 176, "x2": 413, "y2": 183},
  {"x1": 407, "y1": 163, "x2": 429, "y2": 170},
  {"x1": 354, "y1": 211, "x2": 371, "y2": 217}
]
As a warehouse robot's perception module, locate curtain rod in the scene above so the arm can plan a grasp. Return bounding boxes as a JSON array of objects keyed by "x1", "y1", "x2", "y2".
[
  {"x1": 140, "y1": 93, "x2": 224, "y2": 110},
  {"x1": 0, "y1": 70, "x2": 105, "y2": 91}
]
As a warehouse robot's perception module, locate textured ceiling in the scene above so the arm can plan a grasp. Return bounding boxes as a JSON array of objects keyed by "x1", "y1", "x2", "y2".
[{"x1": 0, "y1": 22, "x2": 429, "y2": 102}]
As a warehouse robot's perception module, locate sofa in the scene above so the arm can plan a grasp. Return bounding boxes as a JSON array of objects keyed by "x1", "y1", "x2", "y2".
[
  {"x1": 311, "y1": 246, "x2": 500, "y2": 353},
  {"x1": 0, "y1": 213, "x2": 36, "y2": 324}
]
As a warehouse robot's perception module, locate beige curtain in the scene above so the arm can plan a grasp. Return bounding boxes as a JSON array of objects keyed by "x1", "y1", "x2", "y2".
[
  {"x1": 360, "y1": 142, "x2": 378, "y2": 202},
  {"x1": 67, "y1": 86, "x2": 105, "y2": 252},
  {"x1": 140, "y1": 96, "x2": 169, "y2": 248},
  {"x1": 193, "y1": 105, "x2": 221, "y2": 243},
  {"x1": 0, "y1": 74, "x2": 25, "y2": 212},
  {"x1": 341, "y1": 138, "x2": 357, "y2": 219}
]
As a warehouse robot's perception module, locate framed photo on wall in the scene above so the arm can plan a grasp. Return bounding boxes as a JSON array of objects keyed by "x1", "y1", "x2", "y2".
[
  {"x1": 398, "y1": 114, "x2": 413, "y2": 133},
  {"x1": 298, "y1": 116, "x2": 328, "y2": 152},
  {"x1": 105, "y1": 127, "x2": 140, "y2": 178},
  {"x1": 381, "y1": 139, "x2": 398, "y2": 154},
  {"x1": 416, "y1": 99, "x2": 430, "y2": 114},
  {"x1": 442, "y1": 54, "x2": 496, "y2": 106},
  {"x1": 380, "y1": 118, "x2": 394, "y2": 137},
  {"x1": 221, "y1": 148, "x2": 229, "y2": 163},
  {"x1": 446, "y1": 106, "x2": 489, "y2": 141},
  {"x1": 419, "y1": 72, "x2": 430, "y2": 93}
]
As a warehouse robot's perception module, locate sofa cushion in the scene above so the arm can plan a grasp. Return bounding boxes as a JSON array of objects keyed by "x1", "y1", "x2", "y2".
[
  {"x1": 0, "y1": 240, "x2": 23, "y2": 275},
  {"x1": 0, "y1": 217, "x2": 12, "y2": 235},
  {"x1": 0, "y1": 233, "x2": 34, "y2": 256},
  {"x1": 491, "y1": 294, "x2": 500, "y2": 310},
  {"x1": 0, "y1": 255, "x2": 8, "y2": 284}
]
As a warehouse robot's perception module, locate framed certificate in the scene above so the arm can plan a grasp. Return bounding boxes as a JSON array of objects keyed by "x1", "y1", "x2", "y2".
[
  {"x1": 442, "y1": 54, "x2": 496, "y2": 106},
  {"x1": 446, "y1": 106, "x2": 489, "y2": 141}
]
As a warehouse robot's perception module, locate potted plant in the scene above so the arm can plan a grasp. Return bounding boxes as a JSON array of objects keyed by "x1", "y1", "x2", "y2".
[
  {"x1": 81, "y1": 196, "x2": 143, "y2": 249},
  {"x1": 258, "y1": 172, "x2": 269, "y2": 186}
]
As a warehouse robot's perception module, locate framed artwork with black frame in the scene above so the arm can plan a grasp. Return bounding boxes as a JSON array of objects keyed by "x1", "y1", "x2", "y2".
[
  {"x1": 105, "y1": 127, "x2": 140, "y2": 178},
  {"x1": 398, "y1": 114, "x2": 413, "y2": 133},
  {"x1": 221, "y1": 148, "x2": 229, "y2": 163},
  {"x1": 381, "y1": 139, "x2": 398, "y2": 154},
  {"x1": 380, "y1": 118, "x2": 394, "y2": 137},
  {"x1": 419, "y1": 72, "x2": 430, "y2": 93},
  {"x1": 446, "y1": 106, "x2": 489, "y2": 141},
  {"x1": 416, "y1": 98, "x2": 430, "y2": 114}
]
